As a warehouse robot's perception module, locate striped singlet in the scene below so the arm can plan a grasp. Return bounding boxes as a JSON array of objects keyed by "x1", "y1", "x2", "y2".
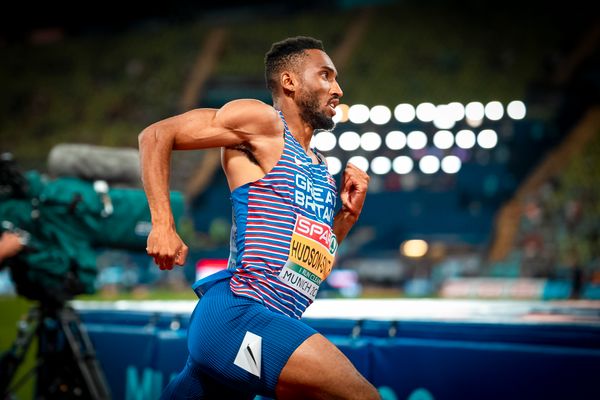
[{"x1": 227, "y1": 110, "x2": 338, "y2": 319}]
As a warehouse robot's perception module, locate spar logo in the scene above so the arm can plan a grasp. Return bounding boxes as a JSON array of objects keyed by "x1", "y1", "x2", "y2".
[{"x1": 295, "y1": 215, "x2": 336, "y2": 251}]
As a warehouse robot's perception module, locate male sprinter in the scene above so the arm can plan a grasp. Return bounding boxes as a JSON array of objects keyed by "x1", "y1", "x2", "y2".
[{"x1": 139, "y1": 36, "x2": 379, "y2": 400}]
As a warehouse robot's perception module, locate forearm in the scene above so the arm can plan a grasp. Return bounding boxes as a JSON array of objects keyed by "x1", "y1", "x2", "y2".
[
  {"x1": 333, "y1": 208, "x2": 358, "y2": 245},
  {"x1": 138, "y1": 125, "x2": 176, "y2": 228}
]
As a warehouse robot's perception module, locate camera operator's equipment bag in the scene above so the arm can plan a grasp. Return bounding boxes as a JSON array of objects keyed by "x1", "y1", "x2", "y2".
[{"x1": 0, "y1": 171, "x2": 184, "y2": 300}]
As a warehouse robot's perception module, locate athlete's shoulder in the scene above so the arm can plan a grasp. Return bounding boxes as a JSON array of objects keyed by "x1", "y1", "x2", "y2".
[{"x1": 218, "y1": 99, "x2": 282, "y2": 137}]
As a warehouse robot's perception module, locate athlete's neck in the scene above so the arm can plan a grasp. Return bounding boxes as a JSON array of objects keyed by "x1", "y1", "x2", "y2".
[{"x1": 274, "y1": 103, "x2": 314, "y2": 152}]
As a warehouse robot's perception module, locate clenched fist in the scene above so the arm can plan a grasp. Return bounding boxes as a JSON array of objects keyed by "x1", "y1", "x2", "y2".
[
  {"x1": 339, "y1": 162, "x2": 369, "y2": 219},
  {"x1": 146, "y1": 226, "x2": 189, "y2": 270}
]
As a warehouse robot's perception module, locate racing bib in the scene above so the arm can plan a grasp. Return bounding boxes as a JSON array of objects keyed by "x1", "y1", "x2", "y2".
[{"x1": 278, "y1": 215, "x2": 338, "y2": 300}]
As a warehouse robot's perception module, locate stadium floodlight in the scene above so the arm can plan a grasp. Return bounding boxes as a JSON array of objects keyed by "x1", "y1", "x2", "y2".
[
  {"x1": 385, "y1": 131, "x2": 407, "y2": 150},
  {"x1": 455, "y1": 129, "x2": 476, "y2": 149},
  {"x1": 392, "y1": 156, "x2": 414, "y2": 174},
  {"x1": 332, "y1": 104, "x2": 350, "y2": 124},
  {"x1": 484, "y1": 101, "x2": 504, "y2": 121},
  {"x1": 433, "y1": 104, "x2": 456, "y2": 129},
  {"x1": 348, "y1": 104, "x2": 370, "y2": 124},
  {"x1": 360, "y1": 131, "x2": 382, "y2": 151},
  {"x1": 313, "y1": 130, "x2": 336, "y2": 152},
  {"x1": 401, "y1": 239, "x2": 428, "y2": 258},
  {"x1": 466, "y1": 118, "x2": 483, "y2": 128},
  {"x1": 419, "y1": 155, "x2": 440, "y2": 174},
  {"x1": 325, "y1": 156, "x2": 342, "y2": 175},
  {"x1": 507, "y1": 100, "x2": 526, "y2": 120},
  {"x1": 433, "y1": 130, "x2": 454, "y2": 150},
  {"x1": 448, "y1": 102, "x2": 465, "y2": 121},
  {"x1": 369, "y1": 105, "x2": 392, "y2": 125},
  {"x1": 407, "y1": 130, "x2": 427, "y2": 150},
  {"x1": 465, "y1": 101, "x2": 485, "y2": 121},
  {"x1": 441, "y1": 155, "x2": 462, "y2": 174},
  {"x1": 338, "y1": 131, "x2": 361, "y2": 151},
  {"x1": 371, "y1": 156, "x2": 392, "y2": 175},
  {"x1": 348, "y1": 155, "x2": 369, "y2": 172},
  {"x1": 394, "y1": 103, "x2": 416, "y2": 123},
  {"x1": 477, "y1": 129, "x2": 498, "y2": 149},
  {"x1": 416, "y1": 102, "x2": 436, "y2": 122}
]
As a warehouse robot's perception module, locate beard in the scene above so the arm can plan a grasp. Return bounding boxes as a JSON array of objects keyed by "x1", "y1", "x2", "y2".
[{"x1": 297, "y1": 90, "x2": 335, "y2": 131}]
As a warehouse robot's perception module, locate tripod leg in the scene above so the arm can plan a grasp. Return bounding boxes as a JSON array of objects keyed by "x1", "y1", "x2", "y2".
[
  {"x1": 0, "y1": 307, "x2": 40, "y2": 395},
  {"x1": 59, "y1": 306, "x2": 112, "y2": 400}
]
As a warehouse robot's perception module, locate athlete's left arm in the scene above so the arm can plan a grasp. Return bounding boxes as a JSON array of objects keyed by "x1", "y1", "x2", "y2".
[{"x1": 333, "y1": 163, "x2": 369, "y2": 244}]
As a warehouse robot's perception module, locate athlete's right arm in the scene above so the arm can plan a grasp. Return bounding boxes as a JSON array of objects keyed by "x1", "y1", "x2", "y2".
[{"x1": 138, "y1": 99, "x2": 279, "y2": 270}]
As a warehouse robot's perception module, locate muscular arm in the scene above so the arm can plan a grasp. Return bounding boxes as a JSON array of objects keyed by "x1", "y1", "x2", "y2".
[
  {"x1": 138, "y1": 99, "x2": 279, "y2": 270},
  {"x1": 333, "y1": 163, "x2": 369, "y2": 244}
]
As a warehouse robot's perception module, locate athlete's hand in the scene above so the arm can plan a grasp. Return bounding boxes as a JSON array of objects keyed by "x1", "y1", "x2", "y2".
[
  {"x1": 339, "y1": 162, "x2": 369, "y2": 220},
  {"x1": 0, "y1": 232, "x2": 24, "y2": 261},
  {"x1": 146, "y1": 226, "x2": 189, "y2": 270}
]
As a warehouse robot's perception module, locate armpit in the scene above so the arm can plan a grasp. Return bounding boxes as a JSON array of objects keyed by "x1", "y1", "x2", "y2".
[{"x1": 227, "y1": 142, "x2": 261, "y2": 167}]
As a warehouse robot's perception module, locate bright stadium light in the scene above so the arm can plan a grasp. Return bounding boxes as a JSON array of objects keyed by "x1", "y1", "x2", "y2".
[
  {"x1": 485, "y1": 101, "x2": 504, "y2": 121},
  {"x1": 371, "y1": 156, "x2": 392, "y2": 175},
  {"x1": 360, "y1": 131, "x2": 382, "y2": 151},
  {"x1": 407, "y1": 130, "x2": 427, "y2": 150},
  {"x1": 466, "y1": 118, "x2": 483, "y2": 128},
  {"x1": 325, "y1": 156, "x2": 342, "y2": 175},
  {"x1": 465, "y1": 101, "x2": 485, "y2": 121},
  {"x1": 370, "y1": 105, "x2": 392, "y2": 125},
  {"x1": 416, "y1": 102, "x2": 436, "y2": 122},
  {"x1": 348, "y1": 155, "x2": 369, "y2": 172},
  {"x1": 394, "y1": 103, "x2": 416, "y2": 123},
  {"x1": 433, "y1": 130, "x2": 454, "y2": 150},
  {"x1": 477, "y1": 129, "x2": 498, "y2": 149},
  {"x1": 433, "y1": 104, "x2": 456, "y2": 129},
  {"x1": 332, "y1": 104, "x2": 350, "y2": 124},
  {"x1": 339, "y1": 131, "x2": 361, "y2": 151},
  {"x1": 313, "y1": 130, "x2": 336, "y2": 151},
  {"x1": 392, "y1": 156, "x2": 414, "y2": 174},
  {"x1": 455, "y1": 129, "x2": 476, "y2": 149},
  {"x1": 401, "y1": 239, "x2": 428, "y2": 258},
  {"x1": 507, "y1": 100, "x2": 526, "y2": 120},
  {"x1": 385, "y1": 131, "x2": 407, "y2": 150},
  {"x1": 419, "y1": 155, "x2": 440, "y2": 174},
  {"x1": 448, "y1": 102, "x2": 465, "y2": 121},
  {"x1": 441, "y1": 155, "x2": 462, "y2": 174},
  {"x1": 348, "y1": 104, "x2": 370, "y2": 124}
]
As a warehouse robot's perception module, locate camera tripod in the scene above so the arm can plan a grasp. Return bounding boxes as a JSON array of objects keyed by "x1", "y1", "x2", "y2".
[{"x1": 0, "y1": 302, "x2": 111, "y2": 399}]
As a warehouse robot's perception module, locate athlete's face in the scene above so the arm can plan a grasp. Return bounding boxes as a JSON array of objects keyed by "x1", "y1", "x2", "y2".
[{"x1": 296, "y1": 50, "x2": 343, "y2": 130}]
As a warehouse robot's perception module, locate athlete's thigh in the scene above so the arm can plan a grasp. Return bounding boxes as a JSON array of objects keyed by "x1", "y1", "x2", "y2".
[{"x1": 275, "y1": 333, "x2": 380, "y2": 400}]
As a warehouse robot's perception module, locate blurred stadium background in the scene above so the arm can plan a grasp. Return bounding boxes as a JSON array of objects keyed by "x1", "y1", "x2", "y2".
[{"x1": 1, "y1": 0, "x2": 599, "y2": 399}]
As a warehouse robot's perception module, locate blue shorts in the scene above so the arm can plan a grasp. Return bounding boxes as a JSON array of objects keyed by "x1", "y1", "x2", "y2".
[{"x1": 161, "y1": 272, "x2": 317, "y2": 399}]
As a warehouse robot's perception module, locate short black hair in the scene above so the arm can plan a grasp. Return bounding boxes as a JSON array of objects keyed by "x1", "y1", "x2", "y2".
[{"x1": 264, "y1": 36, "x2": 325, "y2": 93}]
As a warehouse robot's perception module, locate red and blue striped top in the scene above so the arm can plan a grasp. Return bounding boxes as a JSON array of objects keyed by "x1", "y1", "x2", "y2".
[{"x1": 228, "y1": 110, "x2": 338, "y2": 319}]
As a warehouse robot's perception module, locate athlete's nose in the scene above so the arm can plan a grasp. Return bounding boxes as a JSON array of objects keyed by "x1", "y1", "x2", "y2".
[{"x1": 331, "y1": 80, "x2": 343, "y2": 99}]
